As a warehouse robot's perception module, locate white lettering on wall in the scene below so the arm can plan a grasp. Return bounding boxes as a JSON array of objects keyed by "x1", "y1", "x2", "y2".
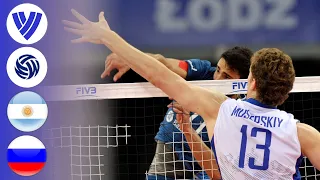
[{"x1": 154, "y1": 0, "x2": 298, "y2": 32}]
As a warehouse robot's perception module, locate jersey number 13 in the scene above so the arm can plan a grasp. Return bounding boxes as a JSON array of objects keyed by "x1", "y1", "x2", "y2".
[{"x1": 239, "y1": 125, "x2": 272, "y2": 170}]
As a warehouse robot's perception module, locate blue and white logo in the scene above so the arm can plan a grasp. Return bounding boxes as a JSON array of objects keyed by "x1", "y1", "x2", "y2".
[
  {"x1": 7, "y1": 91, "x2": 48, "y2": 132},
  {"x1": 15, "y1": 54, "x2": 40, "y2": 80},
  {"x1": 7, "y1": 47, "x2": 47, "y2": 88},
  {"x1": 7, "y1": 3, "x2": 48, "y2": 44},
  {"x1": 231, "y1": 81, "x2": 248, "y2": 93},
  {"x1": 12, "y1": 12, "x2": 42, "y2": 40}
]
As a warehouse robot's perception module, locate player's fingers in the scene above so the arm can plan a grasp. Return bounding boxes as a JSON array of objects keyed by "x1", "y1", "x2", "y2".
[
  {"x1": 64, "y1": 27, "x2": 85, "y2": 36},
  {"x1": 105, "y1": 56, "x2": 110, "y2": 65},
  {"x1": 113, "y1": 70, "x2": 126, "y2": 82},
  {"x1": 170, "y1": 104, "x2": 190, "y2": 117},
  {"x1": 99, "y1": 12, "x2": 108, "y2": 25},
  {"x1": 71, "y1": 37, "x2": 88, "y2": 43},
  {"x1": 181, "y1": 106, "x2": 190, "y2": 115},
  {"x1": 105, "y1": 57, "x2": 113, "y2": 67},
  {"x1": 101, "y1": 70, "x2": 108, "y2": 79},
  {"x1": 101, "y1": 59, "x2": 112, "y2": 77},
  {"x1": 99, "y1": 12, "x2": 105, "y2": 21},
  {"x1": 172, "y1": 107, "x2": 183, "y2": 114},
  {"x1": 182, "y1": 114, "x2": 190, "y2": 121},
  {"x1": 99, "y1": 12, "x2": 110, "y2": 29},
  {"x1": 167, "y1": 102, "x2": 182, "y2": 109},
  {"x1": 71, "y1": 9, "x2": 91, "y2": 24},
  {"x1": 62, "y1": 20, "x2": 83, "y2": 29},
  {"x1": 176, "y1": 114, "x2": 183, "y2": 122},
  {"x1": 105, "y1": 62, "x2": 114, "y2": 76},
  {"x1": 173, "y1": 102, "x2": 190, "y2": 114}
]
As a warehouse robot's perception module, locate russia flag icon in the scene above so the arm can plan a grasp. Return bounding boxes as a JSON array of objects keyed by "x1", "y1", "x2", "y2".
[
  {"x1": 7, "y1": 135, "x2": 46, "y2": 176},
  {"x1": 7, "y1": 91, "x2": 48, "y2": 132}
]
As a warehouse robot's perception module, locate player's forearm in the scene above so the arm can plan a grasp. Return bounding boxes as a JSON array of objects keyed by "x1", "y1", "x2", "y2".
[
  {"x1": 145, "y1": 53, "x2": 187, "y2": 79},
  {"x1": 183, "y1": 128, "x2": 221, "y2": 180}
]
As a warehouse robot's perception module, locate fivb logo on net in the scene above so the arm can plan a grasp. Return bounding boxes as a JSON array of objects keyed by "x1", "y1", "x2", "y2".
[{"x1": 6, "y1": 3, "x2": 48, "y2": 44}]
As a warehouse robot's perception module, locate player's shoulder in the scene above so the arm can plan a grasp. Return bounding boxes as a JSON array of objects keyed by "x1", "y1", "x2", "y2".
[
  {"x1": 184, "y1": 59, "x2": 216, "y2": 80},
  {"x1": 185, "y1": 59, "x2": 215, "y2": 69},
  {"x1": 185, "y1": 58, "x2": 210, "y2": 64}
]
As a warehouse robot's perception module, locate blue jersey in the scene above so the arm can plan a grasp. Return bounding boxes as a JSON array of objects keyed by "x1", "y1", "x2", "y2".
[
  {"x1": 154, "y1": 59, "x2": 215, "y2": 176},
  {"x1": 185, "y1": 59, "x2": 216, "y2": 81}
]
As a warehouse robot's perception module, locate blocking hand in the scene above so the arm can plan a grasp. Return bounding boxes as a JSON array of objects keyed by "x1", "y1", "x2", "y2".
[
  {"x1": 167, "y1": 101, "x2": 192, "y2": 132},
  {"x1": 101, "y1": 53, "x2": 130, "y2": 81},
  {"x1": 63, "y1": 9, "x2": 111, "y2": 44}
]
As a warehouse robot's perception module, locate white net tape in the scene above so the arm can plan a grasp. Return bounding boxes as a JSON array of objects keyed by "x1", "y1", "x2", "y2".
[{"x1": 39, "y1": 77, "x2": 320, "y2": 101}]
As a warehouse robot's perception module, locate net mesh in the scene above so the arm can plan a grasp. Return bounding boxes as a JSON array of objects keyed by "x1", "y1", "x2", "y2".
[
  {"x1": 42, "y1": 78, "x2": 320, "y2": 180},
  {"x1": 279, "y1": 92, "x2": 320, "y2": 179},
  {"x1": 44, "y1": 125, "x2": 130, "y2": 180}
]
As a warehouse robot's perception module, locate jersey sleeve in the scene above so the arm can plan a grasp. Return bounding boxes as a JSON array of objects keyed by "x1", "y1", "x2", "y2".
[{"x1": 185, "y1": 59, "x2": 216, "y2": 81}]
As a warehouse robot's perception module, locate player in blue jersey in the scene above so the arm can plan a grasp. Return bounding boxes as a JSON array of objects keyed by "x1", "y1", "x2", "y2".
[
  {"x1": 102, "y1": 47, "x2": 252, "y2": 179},
  {"x1": 63, "y1": 10, "x2": 320, "y2": 180}
]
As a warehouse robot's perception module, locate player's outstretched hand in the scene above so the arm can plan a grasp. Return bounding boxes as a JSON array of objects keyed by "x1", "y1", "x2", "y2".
[
  {"x1": 168, "y1": 102, "x2": 193, "y2": 133},
  {"x1": 63, "y1": 9, "x2": 111, "y2": 44},
  {"x1": 101, "y1": 53, "x2": 130, "y2": 81}
]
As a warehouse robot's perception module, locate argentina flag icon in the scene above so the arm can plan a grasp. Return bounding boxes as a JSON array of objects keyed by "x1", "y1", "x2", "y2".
[{"x1": 7, "y1": 91, "x2": 48, "y2": 132}]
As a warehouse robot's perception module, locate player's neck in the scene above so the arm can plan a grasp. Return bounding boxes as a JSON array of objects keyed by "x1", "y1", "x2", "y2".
[{"x1": 246, "y1": 91, "x2": 257, "y2": 100}]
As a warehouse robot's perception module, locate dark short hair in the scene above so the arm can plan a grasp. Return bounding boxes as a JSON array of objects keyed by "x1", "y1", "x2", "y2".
[
  {"x1": 220, "y1": 46, "x2": 253, "y2": 79},
  {"x1": 251, "y1": 48, "x2": 295, "y2": 106}
]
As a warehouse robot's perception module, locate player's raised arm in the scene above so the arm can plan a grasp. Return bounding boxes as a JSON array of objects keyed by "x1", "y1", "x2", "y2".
[
  {"x1": 101, "y1": 53, "x2": 189, "y2": 81},
  {"x1": 298, "y1": 123, "x2": 320, "y2": 170},
  {"x1": 102, "y1": 26, "x2": 226, "y2": 121},
  {"x1": 145, "y1": 53, "x2": 189, "y2": 79},
  {"x1": 63, "y1": 10, "x2": 227, "y2": 120}
]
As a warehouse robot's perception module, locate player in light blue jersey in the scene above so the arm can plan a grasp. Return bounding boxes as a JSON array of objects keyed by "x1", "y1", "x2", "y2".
[
  {"x1": 63, "y1": 11, "x2": 320, "y2": 180},
  {"x1": 102, "y1": 47, "x2": 252, "y2": 179}
]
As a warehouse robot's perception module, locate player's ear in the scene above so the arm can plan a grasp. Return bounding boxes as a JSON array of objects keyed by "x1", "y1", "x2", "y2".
[{"x1": 250, "y1": 78, "x2": 257, "y2": 91}]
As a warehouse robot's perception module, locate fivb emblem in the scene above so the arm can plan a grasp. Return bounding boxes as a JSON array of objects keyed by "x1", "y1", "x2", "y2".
[
  {"x1": 7, "y1": 3, "x2": 48, "y2": 44},
  {"x1": 12, "y1": 12, "x2": 42, "y2": 40},
  {"x1": 76, "y1": 87, "x2": 97, "y2": 98},
  {"x1": 232, "y1": 81, "x2": 248, "y2": 93}
]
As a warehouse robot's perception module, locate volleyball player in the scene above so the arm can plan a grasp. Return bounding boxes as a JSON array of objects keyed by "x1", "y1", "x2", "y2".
[
  {"x1": 63, "y1": 10, "x2": 320, "y2": 179},
  {"x1": 102, "y1": 48, "x2": 252, "y2": 179}
]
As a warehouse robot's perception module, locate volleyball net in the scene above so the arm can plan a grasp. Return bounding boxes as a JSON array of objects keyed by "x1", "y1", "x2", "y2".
[{"x1": 42, "y1": 77, "x2": 320, "y2": 180}]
